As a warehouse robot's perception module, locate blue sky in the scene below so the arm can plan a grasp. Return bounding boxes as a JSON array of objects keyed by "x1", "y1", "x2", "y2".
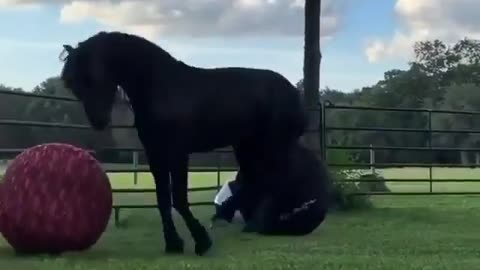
[{"x1": 0, "y1": 0, "x2": 413, "y2": 92}]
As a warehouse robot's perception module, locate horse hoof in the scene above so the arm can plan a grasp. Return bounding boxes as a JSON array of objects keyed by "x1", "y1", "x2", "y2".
[
  {"x1": 195, "y1": 236, "x2": 213, "y2": 256},
  {"x1": 165, "y1": 237, "x2": 184, "y2": 254}
]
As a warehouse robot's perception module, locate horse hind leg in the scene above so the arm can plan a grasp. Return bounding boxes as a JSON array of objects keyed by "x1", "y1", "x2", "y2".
[
  {"x1": 231, "y1": 144, "x2": 271, "y2": 214},
  {"x1": 170, "y1": 153, "x2": 212, "y2": 256}
]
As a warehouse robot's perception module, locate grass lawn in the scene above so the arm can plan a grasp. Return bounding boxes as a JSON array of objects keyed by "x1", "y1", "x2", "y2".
[{"x1": 1, "y1": 168, "x2": 480, "y2": 269}]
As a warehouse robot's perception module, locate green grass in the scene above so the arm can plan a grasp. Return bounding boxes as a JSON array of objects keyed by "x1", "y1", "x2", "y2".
[
  {"x1": 109, "y1": 166, "x2": 480, "y2": 206},
  {"x1": 376, "y1": 167, "x2": 480, "y2": 192},
  {"x1": 110, "y1": 171, "x2": 236, "y2": 207},
  {"x1": 2, "y1": 168, "x2": 480, "y2": 269}
]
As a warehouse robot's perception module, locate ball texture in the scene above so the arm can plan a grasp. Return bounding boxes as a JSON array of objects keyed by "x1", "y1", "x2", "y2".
[{"x1": 0, "y1": 143, "x2": 112, "y2": 254}]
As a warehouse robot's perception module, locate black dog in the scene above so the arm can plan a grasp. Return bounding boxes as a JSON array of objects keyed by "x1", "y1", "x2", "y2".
[{"x1": 213, "y1": 142, "x2": 331, "y2": 236}]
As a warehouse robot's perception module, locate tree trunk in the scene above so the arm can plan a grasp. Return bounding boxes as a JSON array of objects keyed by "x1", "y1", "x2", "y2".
[{"x1": 302, "y1": 0, "x2": 322, "y2": 154}]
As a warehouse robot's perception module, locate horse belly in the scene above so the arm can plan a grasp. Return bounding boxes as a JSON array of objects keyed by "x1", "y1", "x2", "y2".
[
  {"x1": 189, "y1": 110, "x2": 260, "y2": 153},
  {"x1": 188, "y1": 122, "x2": 248, "y2": 153},
  {"x1": 187, "y1": 99, "x2": 259, "y2": 152}
]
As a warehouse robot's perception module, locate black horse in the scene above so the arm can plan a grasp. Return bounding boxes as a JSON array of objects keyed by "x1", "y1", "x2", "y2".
[{"x1": 59, "y1": 31, "x2": 307, "y2": 256}]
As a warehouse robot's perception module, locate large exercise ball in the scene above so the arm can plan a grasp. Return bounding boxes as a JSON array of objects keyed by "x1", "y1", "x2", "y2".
[{"x1": 0, "y1": 143, "x2": 112, "y2": 254}]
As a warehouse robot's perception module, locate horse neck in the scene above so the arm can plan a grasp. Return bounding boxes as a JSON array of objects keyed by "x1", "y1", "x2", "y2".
[{"x1": 109, "y1": 42, "x2": 190, "y2": 117}]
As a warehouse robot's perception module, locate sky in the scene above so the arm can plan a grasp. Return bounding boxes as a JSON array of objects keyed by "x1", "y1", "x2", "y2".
[{"x1": 1, "y1": 0, "x2": 479, "y2": 92}]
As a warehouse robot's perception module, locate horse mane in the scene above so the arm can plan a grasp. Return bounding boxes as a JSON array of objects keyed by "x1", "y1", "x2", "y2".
[
  {"x1": 60, "y1": 31, "x2": 181, "y2": 66},
  {"x1": 59, "y1": 31, "x2": 190, "y2": 100}
]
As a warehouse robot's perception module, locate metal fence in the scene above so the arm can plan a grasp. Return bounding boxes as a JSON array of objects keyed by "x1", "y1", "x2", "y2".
[
  {"x1": 0, "y1": 89, "x2": 239, "y2": 225},
  {"x1": 322, "y1": 101, "x2": 480, "y2": 196},
  {"x1": 2, "y1": 89, "x2": 480, "y2": 225}
]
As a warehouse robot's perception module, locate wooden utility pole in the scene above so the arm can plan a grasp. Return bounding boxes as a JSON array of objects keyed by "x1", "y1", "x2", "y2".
[{"x1": 303, "y1": 0, "x2": 322, "y2": 153}]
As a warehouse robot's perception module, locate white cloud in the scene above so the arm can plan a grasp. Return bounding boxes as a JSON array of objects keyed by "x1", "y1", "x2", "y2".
[
  {"x1": 0, "y1": 0, "x2": 43, "y2": 9},
  {"x1": 1, "y1": 0, "x2": 348, "y2": 41},
  {"x1": 365, "y1": 0, "x2": 480, "y2": 63}
]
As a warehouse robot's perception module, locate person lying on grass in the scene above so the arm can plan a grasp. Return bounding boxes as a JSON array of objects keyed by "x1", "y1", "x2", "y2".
[{"x1": 211, "y1": 142, "x2": 332, "y2": 236}]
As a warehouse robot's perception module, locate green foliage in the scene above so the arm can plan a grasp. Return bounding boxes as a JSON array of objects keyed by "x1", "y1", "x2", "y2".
[
  {"x1": 414, "y1": 38, "x2": 480, "y2": 86},
  {"x1": 327, "y1": 149, "x2": 374, "y2": 211},
  {"x1": 357, "y1": 173, "x2": 390, "y2": 193},
  {"x1": 307, "y1": 37, "x2": 480, "y2": 166}
]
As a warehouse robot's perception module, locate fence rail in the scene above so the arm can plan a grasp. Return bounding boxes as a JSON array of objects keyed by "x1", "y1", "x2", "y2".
[
  {"x1": 323, "y1": 102, "x2": 480, "y2": 198},
  {"x1": 3, "y1": 90, "x2": 480, "y2": 225}
]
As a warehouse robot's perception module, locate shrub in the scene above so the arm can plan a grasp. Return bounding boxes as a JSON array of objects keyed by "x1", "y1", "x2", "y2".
[
  {"x1": 357, "y1": 173, "x2": 391, "y2": 193},
  {"x1": 327, "y1": 149, "x2": 373, "y2": 211}
]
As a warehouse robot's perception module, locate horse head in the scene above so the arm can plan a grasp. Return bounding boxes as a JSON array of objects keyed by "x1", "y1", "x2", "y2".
[{"x1": 60, "y1": 33, "x2": 119, "y2": 131}]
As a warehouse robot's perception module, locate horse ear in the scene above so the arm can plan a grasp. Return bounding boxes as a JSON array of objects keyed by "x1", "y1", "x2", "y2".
[
  {"x1": 63, "y1": 44, "x2": 74, "y2": 53},
  {"x1": 59, "y1": 45, "x2": 75, "y2": 62}
]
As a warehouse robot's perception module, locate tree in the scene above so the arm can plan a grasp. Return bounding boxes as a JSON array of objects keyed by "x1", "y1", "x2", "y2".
[
  {"x1": 433, "y1": 83, "x2": 480, "y2": 164},
  {"x1": 23, "y1": 77, "x2": 118, "y2": 155},
  {"x1": 413, "y1": 38, "x2": 480, "y2": 87},
  {"x1": 0, "y1": 85, "x2": 35, "y2": 153},
  {"x1": 4, "y1": 35, "x2": 480, "y2": 166},
  {"x1": 303, "y1": 0, "x2": 322, "y2": 152}
]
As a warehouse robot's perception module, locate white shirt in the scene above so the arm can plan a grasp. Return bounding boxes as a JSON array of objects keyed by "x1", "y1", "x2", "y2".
[{"x1": 214, "y1": 181, "x2": 233, "y2": 205}]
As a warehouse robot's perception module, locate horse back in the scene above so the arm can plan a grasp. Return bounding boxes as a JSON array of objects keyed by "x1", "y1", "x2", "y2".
[{"x1": 186, "y1": 67, "x2": 307, "y2": 144}]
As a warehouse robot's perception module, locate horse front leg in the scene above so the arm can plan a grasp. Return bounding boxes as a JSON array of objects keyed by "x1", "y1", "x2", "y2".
[
  {"x1": 170, "y1": 153, "x2": 212, "y2": 256},
  {"x1": 144, "y1": 148, "x2": 184, "y2": 254}
]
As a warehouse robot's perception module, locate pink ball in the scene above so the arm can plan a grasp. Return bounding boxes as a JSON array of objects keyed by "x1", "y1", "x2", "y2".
[{"x1": 0, "y1": 143, "x2": 112, "y2": 254}]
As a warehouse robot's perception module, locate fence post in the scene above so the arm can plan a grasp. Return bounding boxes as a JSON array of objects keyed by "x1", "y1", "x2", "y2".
[
  {"x1": 216, "y1": 151, "x2": 221, "y2": 191},
  {"x1": 320, "y1": 101, "x2": 327, "y2": 160},
  {"x1": 428, "y1": 110, "x2": 433, "y2": 193},
  {"x1": 114, "y1": 207, "x2": 120, "y2": 227},
  {"x1": 370, "y1": 144, "x2": 376, "y2": 175},
  {"x1": 133, "y1": 150, "x2": 139, "y2": 185}
]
